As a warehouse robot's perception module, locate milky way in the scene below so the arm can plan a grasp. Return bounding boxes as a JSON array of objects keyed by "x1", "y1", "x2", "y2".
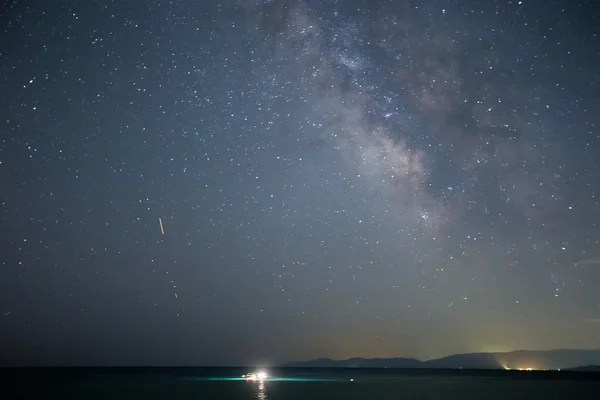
[{"x1": 1, "y1": 0, "x2": 599, "y2": 366}]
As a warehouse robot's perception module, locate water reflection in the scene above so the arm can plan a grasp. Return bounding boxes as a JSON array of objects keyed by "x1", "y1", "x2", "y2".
[{"x1": 256, "y1": 380, "x2": 267, "y2": 400}]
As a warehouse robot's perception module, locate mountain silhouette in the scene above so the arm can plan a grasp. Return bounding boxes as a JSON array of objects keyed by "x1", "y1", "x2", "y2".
[{"x1": 283, "y1": 349, "x2": 600, "y2": 370}]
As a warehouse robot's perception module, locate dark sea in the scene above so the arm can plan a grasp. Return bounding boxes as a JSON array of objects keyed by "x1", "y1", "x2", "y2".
[{"x1": 4, "y1": 367, "x2": 600, "y2": 399}]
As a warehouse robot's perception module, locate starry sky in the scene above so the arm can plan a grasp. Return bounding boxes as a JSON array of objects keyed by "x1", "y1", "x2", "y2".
[{"x1": 1, "y1": 0, "x2": 600, "y2": 367}]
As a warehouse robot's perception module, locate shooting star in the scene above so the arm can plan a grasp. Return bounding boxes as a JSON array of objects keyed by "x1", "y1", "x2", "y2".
[
  {"x1": 159, "y1": 218, "x2": 165, "y2": 235},
  {"x1": 447, "y1": 302, "x2": 454, "y2": 308}
]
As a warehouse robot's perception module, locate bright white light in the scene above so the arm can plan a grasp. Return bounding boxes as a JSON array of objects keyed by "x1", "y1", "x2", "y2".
[{"x1": 257, "y1": 371, "x2": 268, "y2": 380}]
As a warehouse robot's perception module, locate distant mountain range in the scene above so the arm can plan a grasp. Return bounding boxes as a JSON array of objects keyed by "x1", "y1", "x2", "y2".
[{"x1": 283, "y1": 349, "x2": 600, "y2": 370}]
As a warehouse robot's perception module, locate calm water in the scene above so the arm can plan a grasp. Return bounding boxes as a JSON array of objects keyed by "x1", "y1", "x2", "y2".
[{"x1": 5, "y1": 367, "x2": 600, "y2": 399}]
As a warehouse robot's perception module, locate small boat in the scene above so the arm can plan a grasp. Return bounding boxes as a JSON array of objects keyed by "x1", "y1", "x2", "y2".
[{"x1": 241, "y1": 371, "x2": 268, "y2": 380}]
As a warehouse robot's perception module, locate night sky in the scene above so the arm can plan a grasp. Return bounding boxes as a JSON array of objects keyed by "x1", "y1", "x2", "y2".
[{"x1": 1, "y1": 0, "x2": 600, "y2": 367}]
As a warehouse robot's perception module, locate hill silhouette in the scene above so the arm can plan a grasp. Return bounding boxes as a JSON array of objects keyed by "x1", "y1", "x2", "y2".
[{"x1": 283, "y1": 349, "x2": 600, "y2": 370}]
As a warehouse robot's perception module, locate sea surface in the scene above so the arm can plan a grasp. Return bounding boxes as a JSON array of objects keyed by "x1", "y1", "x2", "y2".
[{"x1": 4, "y1": 367, "x2": 600, "y2": 399}]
